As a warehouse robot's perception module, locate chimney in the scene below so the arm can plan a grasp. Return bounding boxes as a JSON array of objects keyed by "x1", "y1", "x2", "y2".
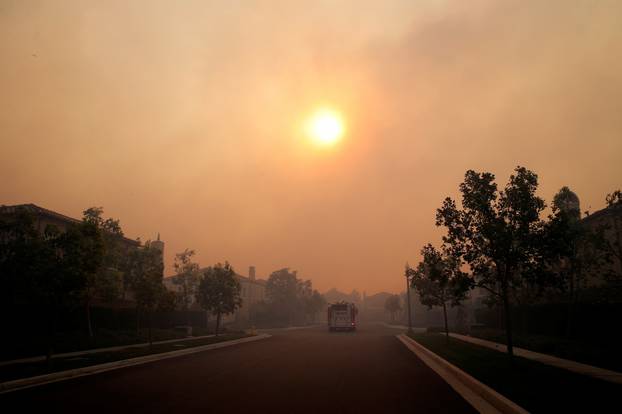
[
  {"x1": 150, "y1": 233, "x2": 165, "y2": 266},
  {"x1": 249, "y1": 266, "x2": 256, "y2": 281}
]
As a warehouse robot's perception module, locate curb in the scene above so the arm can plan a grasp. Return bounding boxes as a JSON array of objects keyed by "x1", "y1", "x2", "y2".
[
  {"x1": 0, "y1": 334, "x2": 271, "y2": 394},
  {"x1": 397, "y1": 334, "x2": 528, "y2": 414}
]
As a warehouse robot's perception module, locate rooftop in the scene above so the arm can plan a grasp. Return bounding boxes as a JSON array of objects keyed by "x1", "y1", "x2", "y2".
[{"x1": 0, "y1": 203, "x2": 140, "y2": 246}]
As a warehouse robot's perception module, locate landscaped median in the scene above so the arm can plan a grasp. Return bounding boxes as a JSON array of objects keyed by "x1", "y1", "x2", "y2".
[
  {"x1": 0, "y1": 333, "x2": 270, "y2": 394},
  {"x1": 401, "y1": 332, "x2": 621, "y2": 413}
]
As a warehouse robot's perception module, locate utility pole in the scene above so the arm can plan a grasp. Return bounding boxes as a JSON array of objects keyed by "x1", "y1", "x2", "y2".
[{"x1": 405, "y1": 262, "x2": 413, "y2": 333}]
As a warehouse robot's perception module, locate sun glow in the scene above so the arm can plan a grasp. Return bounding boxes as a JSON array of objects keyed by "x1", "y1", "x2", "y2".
[{"x1": 306, "y1": 108, "x2": 345, "y2": 146}]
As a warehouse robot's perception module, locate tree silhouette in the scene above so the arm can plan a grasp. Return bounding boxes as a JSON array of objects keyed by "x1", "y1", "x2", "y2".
[
  {"x1": 409, "y1": 244, "x2": 470, "y2": 341},
  {"x1": 384, "y1": 295, "x2": 402, "y2": 323},
  {"x1": 196, "y1": 262, "x2": 242, "y2": 335},
  {"x1": 436, "y1": 166, "x2": 545, "y2": 356},
  {"x1": 128, "y1": 241, "x2": 165, "y2": 347},
  {"x1": 173, "y1": 249, "x2": 200, "y2": 325}
]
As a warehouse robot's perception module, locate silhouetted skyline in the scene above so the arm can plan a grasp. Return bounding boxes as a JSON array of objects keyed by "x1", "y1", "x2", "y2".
[{"x1": 1, "y1": 0, "x2": 621, "y2": 293}]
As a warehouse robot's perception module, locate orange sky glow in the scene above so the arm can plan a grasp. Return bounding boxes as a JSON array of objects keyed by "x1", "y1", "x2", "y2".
[{"x1": 1, "y1": 0, "x2": 621, "y2": 294}]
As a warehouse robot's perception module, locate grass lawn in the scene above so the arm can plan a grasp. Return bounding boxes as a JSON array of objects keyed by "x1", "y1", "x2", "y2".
[
  {"x1": 0, "y1": 332, "x2": 250, "y2": 383},
  {"x1": 409, "y1": 332, "x2": 621, "y2": 413},
  {"x1": 465, "y1": 328, "x2": 622, "y2": 373},
  {"x1": 0, "y1": 327, "x2": 218, "y2": 361}
]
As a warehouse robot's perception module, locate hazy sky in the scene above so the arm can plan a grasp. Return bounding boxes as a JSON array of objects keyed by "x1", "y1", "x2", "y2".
[{"x1": 2, "y1": 0, "x2": 621, "y2": 294}]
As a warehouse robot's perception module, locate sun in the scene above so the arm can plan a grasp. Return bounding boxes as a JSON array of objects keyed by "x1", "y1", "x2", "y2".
[{"x1": 306, "y1": 108, "x2": 345, "y2": 146}]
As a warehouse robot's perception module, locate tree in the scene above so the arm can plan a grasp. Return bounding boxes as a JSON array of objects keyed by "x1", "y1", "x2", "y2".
[
  {"x1": 0, "y1": 206, "x2": 111, "y2": 360},
  {"x1": 261, "y1": 268, "x2": 324, "y2": 326},
  {"x1": 384, "y1": 295, "x2": 402, "y2": 323},
  {"x1": 195, "y1": 262, "x2": 242, "y2": 335},
  {"x1": 544, "y1": 187, "x2": 608, "y2": 336},
  {"x1": 0, "y1": 210, "x2": 68, "y2": 361},
  {"x1": 604, "y1": 190, "x2": 622, "y2": 280},
  {"x1": 0, "y1": 207, "x2": 41, "y2": 307},
  {"x1": 266, "y1": 268, "x2": 300, "y2": 325},
  {"x1": 305, "y1": 290, "x2": 327, "y2": 323},
  {"x1": 300, "y1": 285, "x2": 326, "y2": 324},
  {"x1": 173, "y1": 249, "x2": 200, "y2": 325},
  {"x1": 408, "y1": 244, "x2": 471, "y2": 341},
  {"x1": 436, "y1": 166, "x2": 546, "y2": 356},
  {"x1": 128, "y1": 241, "x2": 165, "y2": 348},
  {"x1": 80, "y1": 207, "x2": 123, "y2": 340},
  {"x1": 157, "y1": 288, "x2": 178, "y2": 313},
  {"x1": 40, "y1": 222, "x2": 100, "y2": 361}
]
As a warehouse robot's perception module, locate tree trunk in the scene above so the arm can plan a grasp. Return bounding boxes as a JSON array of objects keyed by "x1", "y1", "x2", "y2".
[
  {"x1": 135, "y1": 307, "x2": 140, "y2": 336},
  {"x1": 520, "y1": 305, "x2": 527, "y2": 334},
  {"x1": 502, "y1": 286, "x2": 514, "y2": 357},
  {"x1": 215, "y1": 311, "x2": 221, "y2": 336},
  {"x1": 148, "y1": 310, "x2": 153, "y2": 351},
  {"x1": 442, "y1": 301, "x2": 449, "y2": 343},
  {"x1": 86, "y1": 301, "x2": 93, "y2": 341},
  {"x1": 184, "y1": 286, "x2": 191, "y2": 327},
  {"x1": 566, "y1": 271, "x2": 574, "y2": 338},
  {"x1": 46, "y1": 306, "x2": 58, "y2": 369},
  {"x1": 205, "y1": 310, "x2": 210, "y2": 330}
]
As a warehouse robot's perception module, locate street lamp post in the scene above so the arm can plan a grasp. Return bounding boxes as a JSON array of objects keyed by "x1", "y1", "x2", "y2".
[{"x1": 405, "y1": 262, "x2": 413, "y2": 333}]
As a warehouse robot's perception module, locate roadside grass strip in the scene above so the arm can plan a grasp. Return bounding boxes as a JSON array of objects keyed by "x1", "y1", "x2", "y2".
[
  {"x1": 398, "y1": 334, "x2": 526, "y2": 414},
  {"x1": 450, "y1": 328, "x2": 622, "y2": 374},
  {"x1": 404, "y1": 333, "x2": 621, "y2": 413},
  {"x1": 448, "y1": 333, "x2": 622, "y2": 385},
  {"x1": 0, "y1": 333, "x2": 218, "y2": 367},
  {"x1": 0, "y1": 333, "x2": 271, "y2": 393}
]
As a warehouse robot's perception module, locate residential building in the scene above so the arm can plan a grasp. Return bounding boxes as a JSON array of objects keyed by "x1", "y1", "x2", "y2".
[
  {"x1": 0, "y1": 203, "x2": 140, "y2": 249},
  {"x1": 164, "y1": 265, "x2": 267, "y2": 324},
  {"x1": 0, "y1": 203, "x2": 162, "y2": 305}
]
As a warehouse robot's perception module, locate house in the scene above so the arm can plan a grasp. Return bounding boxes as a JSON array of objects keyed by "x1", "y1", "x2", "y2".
[
  {"x1": 581, "y1": 202, "x2": 622, "y2": 285},
  {"x1": 164, "y1": 265, "x2": 267, "y2": 324},
  {"x1": 0, "y1": 203, "x2": 160, "y2": 305},
  {"x1": 0, "y1": 203, "x2": 140, "y2": 249}
]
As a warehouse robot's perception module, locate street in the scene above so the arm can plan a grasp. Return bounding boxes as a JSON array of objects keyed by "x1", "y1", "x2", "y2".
[{"x1": 1, "y1": 324, "x2": 476, "y2": 413}]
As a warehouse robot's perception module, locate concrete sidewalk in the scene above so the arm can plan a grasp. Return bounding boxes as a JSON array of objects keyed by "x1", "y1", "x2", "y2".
[
  {"x1": 0, "y1": 334, "x2": 217, "y2": 367},
  {"x1": 449, "y1": 333, "x2": 622, "y2": 385}
]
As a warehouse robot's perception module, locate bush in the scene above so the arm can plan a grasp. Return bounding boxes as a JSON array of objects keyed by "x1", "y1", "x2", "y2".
[
  {"x1": 474, "y1": 302, "x2": 622, "y2": 343},
  {"x1": 0, "y1": 304, "x2": 223, "y2": 360}
]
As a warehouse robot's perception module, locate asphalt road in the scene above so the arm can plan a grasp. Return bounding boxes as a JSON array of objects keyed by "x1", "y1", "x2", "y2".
[{"x1": 1, "y1": 324, "x2": 477, "y2": 413}]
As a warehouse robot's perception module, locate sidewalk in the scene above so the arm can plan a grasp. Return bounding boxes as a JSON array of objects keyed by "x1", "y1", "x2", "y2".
[
  {"x1": 0, "y1": 334, "x2": 216, "y2": 367},
  {"x1": 449, "y1": 333, "x2": 622, "y2": 385}
]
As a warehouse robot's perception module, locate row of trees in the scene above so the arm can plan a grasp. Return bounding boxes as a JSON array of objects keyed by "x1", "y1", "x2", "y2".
[
  {"x1": 250, "y1": 268, "x2": 326, "y2": 327},
  {"x1": 407, "y1": 166, "x2": 621, "y2": 354},
  {"x1": 166, "y1": 251, "x2": 326, "y2": 330},
  {"x1": 0, "y1": 206, "x2": 249, "y2": 355},
  {"x1": 166, "y1": 249, "x2": 243, "y2": 334},
  {"x1": 0, "y1": 206, "x2": 173, "y2": 357},
  {"x1": 1, "y1": 205, "x2": 327, "y2": 357}
]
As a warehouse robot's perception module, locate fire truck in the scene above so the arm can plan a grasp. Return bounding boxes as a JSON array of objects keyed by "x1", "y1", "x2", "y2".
[{"x1": 327, "y1": 302, "x2": 358, "y2": 331}]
